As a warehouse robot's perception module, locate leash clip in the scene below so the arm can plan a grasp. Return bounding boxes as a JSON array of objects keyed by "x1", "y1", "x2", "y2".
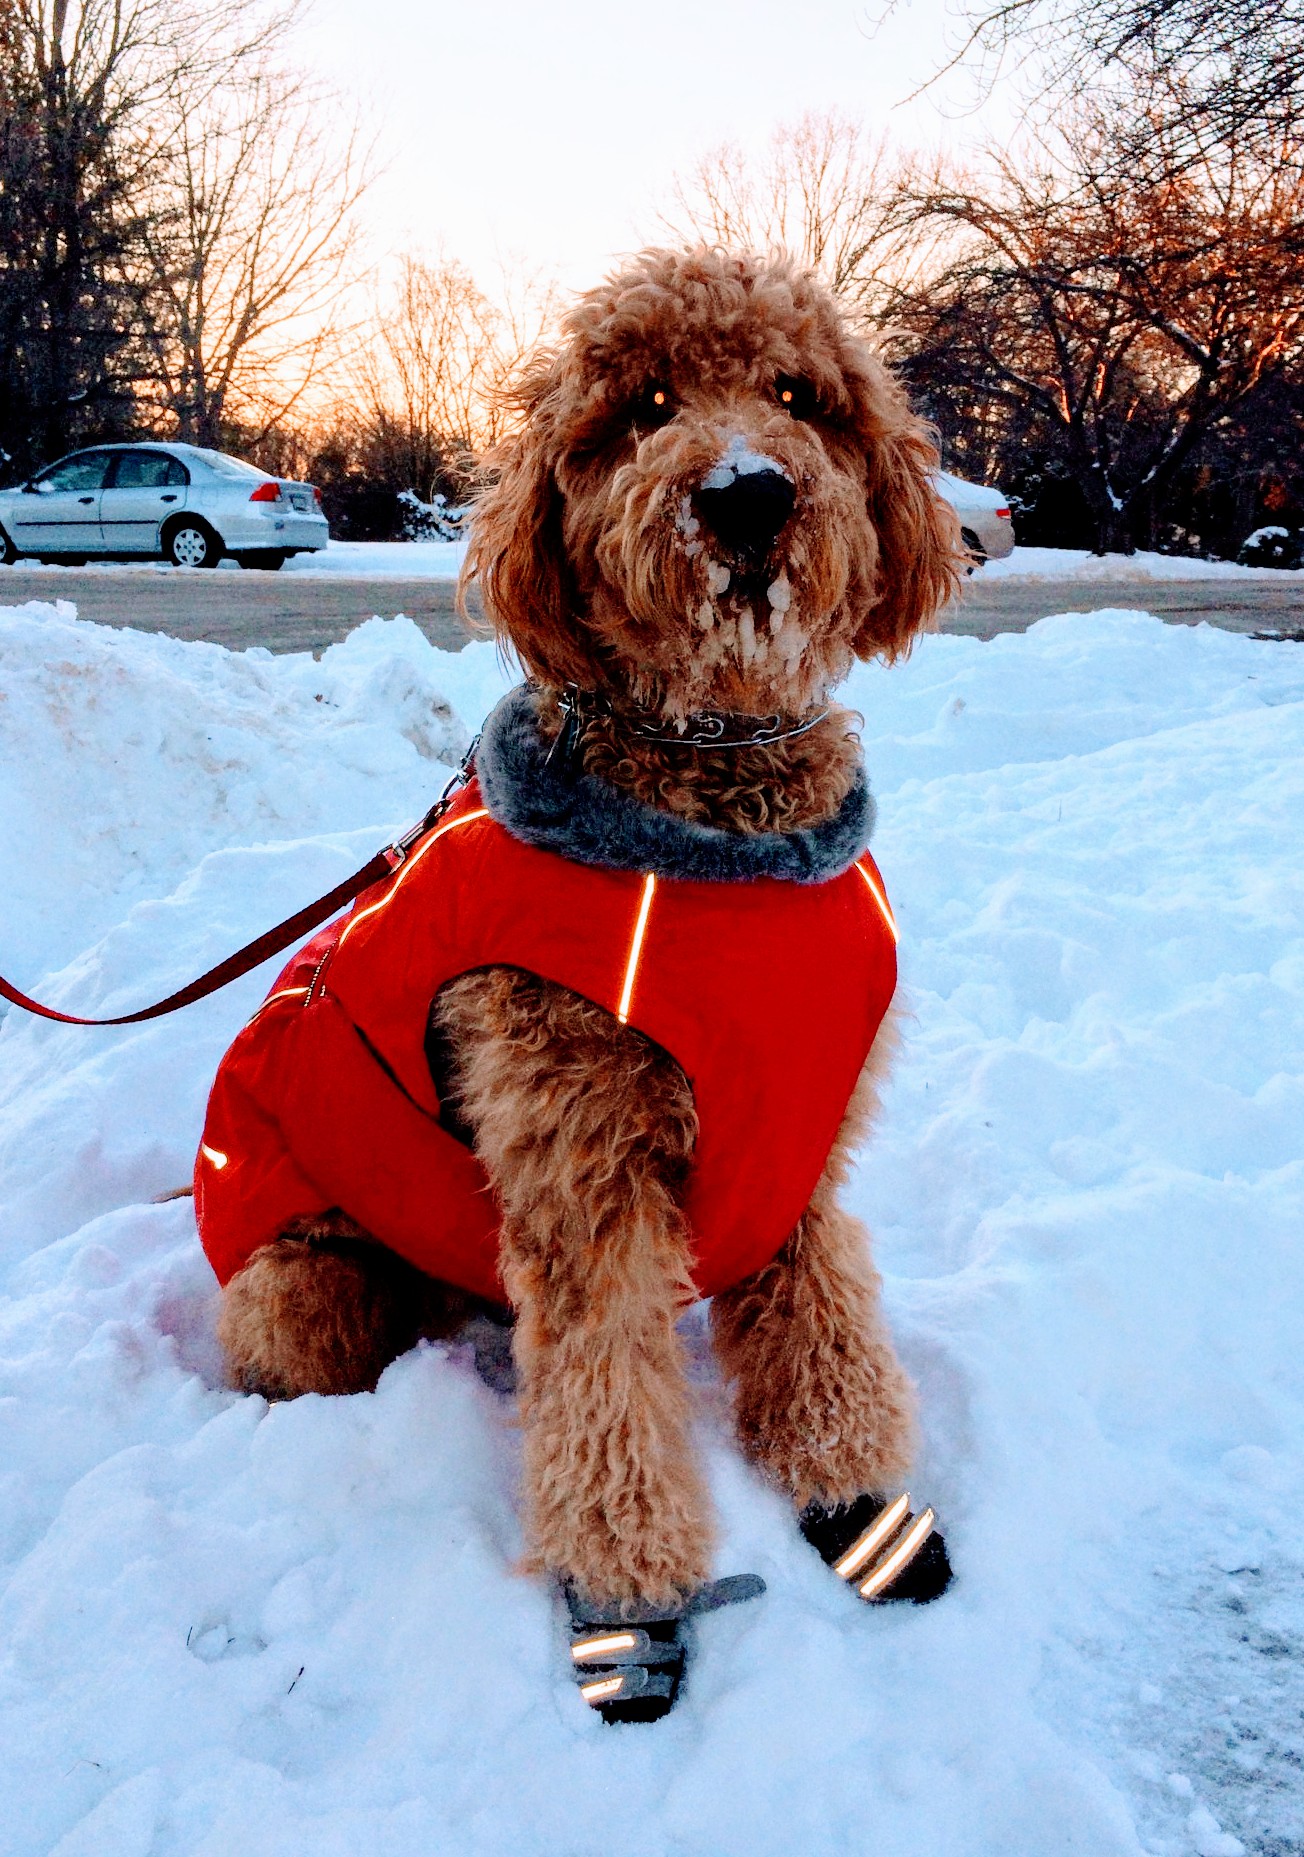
[
  {"x1": 544, "y1": 684, "x2": 592, "y2": 776},
  {"x1": 384, "y1": 732, "x2": 482, "y2": 871}
]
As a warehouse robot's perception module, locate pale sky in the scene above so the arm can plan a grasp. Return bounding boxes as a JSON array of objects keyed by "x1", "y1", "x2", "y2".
[{"x1": 299, "y1": 0, "x2": 1013, "y2": 293}]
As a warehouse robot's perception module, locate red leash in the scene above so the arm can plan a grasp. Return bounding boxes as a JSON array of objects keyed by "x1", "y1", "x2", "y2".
[
  {"x1": 0, "y1": 751, "x2": 477, "y2": 1029},
  {"x1": 0, "y1": 853, "x2": 393, "y2": 1027}
]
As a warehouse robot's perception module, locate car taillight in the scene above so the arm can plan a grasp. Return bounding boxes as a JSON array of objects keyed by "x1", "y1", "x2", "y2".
[
  {"x1": 249, "y1": 480, "x2": 281, "y2": 503},
  {"x1": 312, "y1": 485, "x2": 322, "y2": 507},
  {"x1": 996, "y1": 506, "x2": 1011, "y2": 519}
]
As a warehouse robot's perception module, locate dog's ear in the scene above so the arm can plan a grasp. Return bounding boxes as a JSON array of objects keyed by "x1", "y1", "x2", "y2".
[
  {"x1": 850, "y1": 366, "x2": 966, "y2": 662},
  {"x1": 460, "y1": 368, "x2": 594, "y2": 688}
]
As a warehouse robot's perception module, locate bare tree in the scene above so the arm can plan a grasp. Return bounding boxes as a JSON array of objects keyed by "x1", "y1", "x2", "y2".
[
  {"x1": 895, "y1": 0, "x2": 1304, "y2": 159},
  {"x1": 0, "y1": 0, "x2": 362, "y2": 470},
  {"x1": 663, "y1": 112, "x2": 929, "y2": 320},
  {"x1": 352, "y1": 252, "x2": 558, "y2": 496},
  {"x1": 882, "y1": 94, "x2": 1304, "y2": 550},
  {"x1": 136, "y1": 20, "x2": 371, "y2": 447}
]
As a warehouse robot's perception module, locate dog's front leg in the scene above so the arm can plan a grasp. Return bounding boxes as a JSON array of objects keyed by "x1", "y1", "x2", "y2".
[
  {"x1": 709, "y1": 1045, "x2": 917, "y2": 1509},
  {"x1": 710, "y1": 1187, "x2": 917, "y2": 1508},
  {"x1": 710, "y1": 1042, "x2": 952, "y2": 1603},
  {"x1": 435, "y1": 971, "x2": 713, "y2": 1607}
]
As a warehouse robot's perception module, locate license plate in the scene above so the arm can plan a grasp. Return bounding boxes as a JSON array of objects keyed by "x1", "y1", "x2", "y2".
[{"x1": 290, "y1": 493, "x2": 308, "y2": 510}]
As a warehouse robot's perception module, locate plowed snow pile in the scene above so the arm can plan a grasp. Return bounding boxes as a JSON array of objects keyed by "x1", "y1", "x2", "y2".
[{"x1": 1, "y1": 602, "x2": 1301, "y2": 1857}]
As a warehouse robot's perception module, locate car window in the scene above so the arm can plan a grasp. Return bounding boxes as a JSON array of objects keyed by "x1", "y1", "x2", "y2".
[
  {"x1": 110, "y1": 451, "x2": 189, "y2": 489},
  {"x1": 34, "y1": 452, "x2": 114, "y2": 492},
  {"x1": 195, "y1": 449, "x2": 266, "y2": 480}
]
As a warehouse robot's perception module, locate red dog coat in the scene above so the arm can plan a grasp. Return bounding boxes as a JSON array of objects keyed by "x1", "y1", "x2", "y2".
[{"x1": 195, "y1": 778, "x2": 898, "y2": 1304}]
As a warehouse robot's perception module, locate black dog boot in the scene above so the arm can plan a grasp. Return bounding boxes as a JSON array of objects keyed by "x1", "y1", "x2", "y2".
[
  {"x1": 801, "y1": 1492, "x2": 953, "y2": 1604},
  {"x1": 565, "y1": 1573, "x2": 766, "y2": 1724}
]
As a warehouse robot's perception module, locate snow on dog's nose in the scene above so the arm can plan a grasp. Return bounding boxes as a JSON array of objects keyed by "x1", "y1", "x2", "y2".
[{"x1": 694, "y1": 438, "x2": 795, "y2": 567}]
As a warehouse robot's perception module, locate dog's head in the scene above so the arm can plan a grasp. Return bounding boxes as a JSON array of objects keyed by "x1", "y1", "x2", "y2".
[{"x1": 464, "y1": 247, "x2": 963, "y2": 720}]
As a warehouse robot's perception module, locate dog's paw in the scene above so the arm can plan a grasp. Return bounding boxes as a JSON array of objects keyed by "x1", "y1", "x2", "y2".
[
  {"x1": 801, "y1": 1492, "x2": 953, "y2": 1604},
  {"x1": 564, "y1": 1574, "x2": 766, "y2": 1724}
]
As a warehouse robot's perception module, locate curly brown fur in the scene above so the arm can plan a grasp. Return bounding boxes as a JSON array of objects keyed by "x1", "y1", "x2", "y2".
[
  {"x1": 220, "y1": 249, "x2": 956, "y2": 1610},
  {"x1": 218, "y1": 1213, "x2": 471, "y2": 1400},
  {"x1": 463, "y1": 246, "x2": 964, "y2": 749},
  {"x1": 710, "y1": 1007, "x2": 917, "y2": 1508},
  {"x1": 432, "y1": 968, "x2": 711, "y2": 1607}
]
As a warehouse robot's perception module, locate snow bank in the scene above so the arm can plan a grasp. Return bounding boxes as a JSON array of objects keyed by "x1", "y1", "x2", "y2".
[
  {"x1": 7, "y1": 536, "x2": 1299, "y2": 584},
  {"x1": 292, "y1": 538, "x2": 1304, "y2": 584},
  {"x1": 0, "y1": 603, "x2": 506, "y2": 988},
  {"x1": 983, "y1": 546, "x2": 1304, "y2": 583},
  {"x1": 0, "y1": 538, "x2": 468, "y2": 579},
  {"x1": 1, "y1": 603, "x2": 1302, "y2": 1857},
  {"x1": 283, "y1": 538, "x2": 468, "y2": 578},
  {"x1": 289, "y1": 540, "x2": 1304, "y2": 584}
]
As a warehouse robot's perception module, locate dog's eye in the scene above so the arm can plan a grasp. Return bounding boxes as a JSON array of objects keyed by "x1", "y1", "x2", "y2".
[
  {"x1": 774, "y1": 375, "x2": 818, "y2": 420},
  {"x1": 632, "y1": 384, "x2": 676, "y2": 429}
]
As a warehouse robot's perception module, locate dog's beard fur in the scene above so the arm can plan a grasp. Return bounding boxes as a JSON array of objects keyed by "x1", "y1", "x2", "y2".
[
  {"x1": 463, "y1": 248, "x2": 966, "y2": 782},
  {"x1": 561, "y1": 412, "x2": 879, "y2": 723}
]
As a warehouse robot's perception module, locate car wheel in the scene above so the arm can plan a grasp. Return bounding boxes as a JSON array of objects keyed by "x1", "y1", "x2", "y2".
[
  {"x1": 237, "y1": 550, "x2": 287, "y2": 571},
  {"x1": 165, "y1": 520, "x2": 221, "y2": 569},
  {"x1": 0, "y1": 528, "x2": 18, "y2": 565},
  {"x1": 960, "y1": 527, "x2": 988, "y2": 568}
]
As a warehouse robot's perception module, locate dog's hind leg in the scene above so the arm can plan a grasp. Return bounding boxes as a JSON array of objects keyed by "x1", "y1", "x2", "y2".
[
  {"x1": 434, "y1": 969, "x2": 713, "y2": 1608},
  {"x1": 218, "y1": 1213, "x2": 470, "y2": 1399}
]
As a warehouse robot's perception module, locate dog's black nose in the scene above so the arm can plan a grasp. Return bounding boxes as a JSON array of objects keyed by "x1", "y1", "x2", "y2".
[{"x1": 694, "y1": 468, "x2": 795, "y2": 564}]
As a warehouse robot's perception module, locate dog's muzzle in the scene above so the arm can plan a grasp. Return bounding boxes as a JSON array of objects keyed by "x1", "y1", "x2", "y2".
[{"x1": 693, "y1": 467, "x2": 795, "y2": 567}]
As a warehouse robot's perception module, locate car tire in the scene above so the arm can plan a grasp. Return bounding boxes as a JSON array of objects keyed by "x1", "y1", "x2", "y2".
[
  {"x1": 960, "y1": 527, "x2": 988, "y2": 568},
  {"x1": 0, "y1": 528, "x2": 18, "y2": 565},
  {"x1": 237, "y1": 550, "x2": 287, "y2": 571},
  {"x1": 164, "y1": 519, "x2": 222, "y2": 569}
]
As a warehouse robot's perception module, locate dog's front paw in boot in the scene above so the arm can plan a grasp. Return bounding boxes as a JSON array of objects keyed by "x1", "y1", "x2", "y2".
[
  {"x1": 801, "y1": 1492, "x2": 953, "y2": 1604},
  {"x1": 565, "y1": 1574, "x2": 766, "y2": 1724}
]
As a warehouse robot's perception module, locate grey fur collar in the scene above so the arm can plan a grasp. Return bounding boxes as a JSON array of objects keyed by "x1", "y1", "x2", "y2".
[{"x1": 474, "y1": 685, "x2": 874, "y2": 885}]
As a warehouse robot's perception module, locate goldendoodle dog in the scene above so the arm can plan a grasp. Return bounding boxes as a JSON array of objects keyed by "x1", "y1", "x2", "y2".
[{"x1": 198, "y1": 246, "x2": 965, "y2": 1722}]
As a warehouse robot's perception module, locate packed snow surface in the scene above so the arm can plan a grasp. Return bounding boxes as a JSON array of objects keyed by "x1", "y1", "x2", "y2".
[
  {"x1": 0, "y1": 539, "x2": 469, "y2": 579},
  {"x1": 7, "y1": 537, "x2": 1302, "y2": 583},
  {"x1": 1, "y1": 602, "x2": 1301, "y2": 1857},
  {"x1": 980, "y1": 546, "x2": 1304, "y2": 583}
]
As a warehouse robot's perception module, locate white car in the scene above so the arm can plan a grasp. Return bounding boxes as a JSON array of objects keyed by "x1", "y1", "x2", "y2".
[
  {"x1": 935, "y1": 470, "x2": 1015, "y2": 564},
  {"x1": 0, "y1": 442, "x2": 329, "y2": 570}
]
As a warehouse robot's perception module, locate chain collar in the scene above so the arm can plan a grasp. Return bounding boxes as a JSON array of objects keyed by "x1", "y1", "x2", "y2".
[{"x1": 544, "y1": 683, "x2": 830, "y2": 763}]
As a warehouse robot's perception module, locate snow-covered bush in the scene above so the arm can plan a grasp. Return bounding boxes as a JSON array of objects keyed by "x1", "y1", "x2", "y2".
[
  {"x1": 1237, "y1": 524, "x2": 1304, "y2": 569},
  {"x1": 397, "y1": 488, "x2": 469, "y2": 542}
]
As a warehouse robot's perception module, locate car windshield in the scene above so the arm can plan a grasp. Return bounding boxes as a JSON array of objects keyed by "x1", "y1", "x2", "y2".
[{"x1": 195, "y1": 450, "x2": 270, "y2": 480}]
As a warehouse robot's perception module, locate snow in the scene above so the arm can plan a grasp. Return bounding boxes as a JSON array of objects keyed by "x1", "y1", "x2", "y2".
[
  {"x1": 935, "y1": 469, "x2": 1008, "y2": 511},
  {"x1": 6, "y1": 536, "x2": 1303, "y2": 583},
  {"x1": 700, "y1": 435, "x2": 791, "y2": 489},
  {"x1": 981, "y1": 545, "x2": 1304, "y2": 582},
  {"x1": 1, "y1": 602, "x2": 1302, "y2": 1857},
  {"x1": 282, "y1": 539, "x2": 468, "y2": 578},
  {"x1": 0, "y1": 539, "x2": 469, "y2": 579}
]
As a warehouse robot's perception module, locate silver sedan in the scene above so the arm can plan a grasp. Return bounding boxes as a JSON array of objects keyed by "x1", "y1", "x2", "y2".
[
  {"x1": 935, "y1": 470, "x2": 1015, "y2": 564},
  {"x1": 0, "y1": 442, "x2": 329, "y2": 570}
]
